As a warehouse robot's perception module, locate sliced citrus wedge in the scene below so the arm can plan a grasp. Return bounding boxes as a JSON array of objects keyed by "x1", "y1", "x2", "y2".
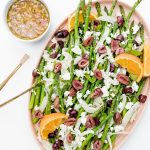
[
  {"x1": 115, "y1": 53, "x2": 143, "y2": 82},
  {"x1": 40, "y1": 113, "x2": 68, "y2": 140},
  {"x1": 68, "y1": 11, "x2": 97, "y2": 32},
  {"x1": 143, "y1": 44, "x2": 150, "y2": 77}
]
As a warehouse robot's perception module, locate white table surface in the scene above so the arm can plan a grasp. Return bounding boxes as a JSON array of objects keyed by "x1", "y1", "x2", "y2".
[{"x1": 0, "y1": 0, "x2": 150, "y2": 150}]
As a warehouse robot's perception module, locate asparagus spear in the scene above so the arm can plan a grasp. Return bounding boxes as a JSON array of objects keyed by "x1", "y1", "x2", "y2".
[
  {"x1": 81, "y1": 113, "x2": 113, "y2": 149},
  {"x1": 29, "y1": 58, "x2": 45, "y2": 110},
  {"x1": 84, "y1": 0, "x2": 92, "y2": 33},
  {"x1": 95, "y1": 2, "x2": 102, "y2": 17},
  {"x1": 81, "y1": 0, "x2": 86, "y2": 21}
]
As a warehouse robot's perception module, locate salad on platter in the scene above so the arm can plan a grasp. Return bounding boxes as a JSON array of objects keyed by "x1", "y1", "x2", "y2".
[{"x1": 29, "y1": 0, "x2": 150, "y2": 149}]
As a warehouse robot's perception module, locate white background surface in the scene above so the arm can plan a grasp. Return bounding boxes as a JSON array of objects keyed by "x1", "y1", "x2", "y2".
[{"x1": 0, "y1": 0, "x2": 150, "y2": 150}]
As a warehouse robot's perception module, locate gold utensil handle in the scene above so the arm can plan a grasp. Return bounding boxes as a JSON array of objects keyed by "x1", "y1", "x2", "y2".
[
  {"x1": 0, "y1": 84, "x2": 35, "y2": 108},
  {"x1": 0, "y1": 64, "x2": 21, "y2": 91},
  {"x1": 0, "y1": 54, "x2": 30, "y2": 91}
]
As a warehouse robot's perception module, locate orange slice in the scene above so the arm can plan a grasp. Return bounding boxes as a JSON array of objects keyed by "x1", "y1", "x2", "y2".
[
  {"x1": 68, "y1": 11, "x2": 97, "y2": 32},
  {"x1": 143, "y1": 44, "x2": 150, "y2": 77},
  {"x1": 115, "y1": 53, "x2": 143, "y2": 82},
  {"x1": 40, "y1": 113, "x2": 68, "y2": 140}
]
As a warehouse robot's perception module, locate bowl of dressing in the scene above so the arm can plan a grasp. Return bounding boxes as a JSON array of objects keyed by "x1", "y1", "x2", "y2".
[{"x1": 5, "y1": 0, "x2": 50, "y2": 42}]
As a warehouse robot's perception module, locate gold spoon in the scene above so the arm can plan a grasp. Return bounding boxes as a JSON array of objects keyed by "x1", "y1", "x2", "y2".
[{"x1": 0, "y1": 54, "x2": 30, "y2": 91}]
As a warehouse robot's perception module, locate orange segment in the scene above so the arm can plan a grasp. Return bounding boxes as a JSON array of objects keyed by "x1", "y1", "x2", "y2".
[
  {"x1": 115, "y1": 53, "x2": 143, "y2": 82},
  {"x1": 40, "y1": 113, "x2": 68, "y2": 140},
  {"x1": 143, "y1": 44, "x2": 150, "y2": 76},
  {"x1": 68, "y1": 11, "x2": 97, "y2": 32}
]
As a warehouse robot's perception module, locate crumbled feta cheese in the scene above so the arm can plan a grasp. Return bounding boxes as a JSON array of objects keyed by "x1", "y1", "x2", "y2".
[
  {"x1": 110, "y1": 127, "x2": 114, "y2": 132},
  {"x1": 72, "y1": 44, "x2": 82, "y2": 55},
  {"x1": 105, "y1": 140, "x2": 108, "y2": 144},
  {"x1": 64, "y1": 91, "x2": 70, "y2": 97},
  {"x1": 114, "y1": 125, "x2": 124, "y2": 133},
  {"x1": 98, "y1": 132, "x2": 102, "y2": 138},
  {"x1": 77, "y1": 92, "x2": 82, "y2": 99},
  {"x1": 136, "y1": 37, "x2": 142, "y2": 44},
  {"x1": 117, "y1": 68, "x2": 126, "y2": 75},
  {"x1": 132, "y1": 25, "x2": 140, "y2": 34},
  {"x1": 80, "y1": 112, "x2": 87, "y2": 125},
  {"x1": 106, "y1": 37, "x2": 111, "y2": 44},
  {"x1": 118, "y1": 94, "x2": 127, "y2": 113},
  {"x1": 95, "y1": 26, "x2": 110, "y2": 50},
  {"x1": 110, "y1": 93, "x2": 115, "y2": 97},
  {"x1": 122, "y1": 102, "x2": 140, "y2": 128},
  {"x1": 125, "y1": 102, "x2": 134, "y2": 110},
  {"x1": 106, "y1": 46, "x2": 115, "y2": 63},
  {"x1": 132, "y1": 81, "x2": 139, "y2": 92},
  {"x1": 61, "y1": 51, "x2": 72, "y2": 80},
  {"x1": 66, "y1": 96, "x2": 73, "y2": 107},
  {"x1": 51, "y1": 93, "x2": 57, "y2": 101},
  {"x1": 74, "y1": 104, "x2": 81, "y2": 111},
  {"x1": 44, "y1": 61, "x2": 54, "y2": 71},
  {"x1": 122, "y1": 30, "x2": 129, "y2": 38},
  {"x1": 98, "y1": 15, "x2": 116, "y2": 24},
  {"x1": 74, "y1": 55, "x2": 82, "y2": 65},
  {"x1": 83, "y1": 90, "x2": 91, "y2": 99},
  {"x1": 74, "y1": 69, "x2": 84, "y2": 78},
  {"x1": 84, "y1": 31, "x2": 93, "y2": 41},
  {"x1": 90, "y1": 71, "x2": 94, "y2": 76},
  {"x1": 93, "y1": 31, "x2": 101, "y2": 40}
]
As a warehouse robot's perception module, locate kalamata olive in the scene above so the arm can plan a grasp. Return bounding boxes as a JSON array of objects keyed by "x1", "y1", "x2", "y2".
[
  {"x1": 94, "y1": 118, "x2": 100, "y2": 126},
  {"x1": 34, "y1": 110, "x2": 43, "y2": 119},
  {"x1": 72, "y1": 80, "x2": 83, "y2": 91},
  {"x1": 50, "y1": 43, "x2": 56, "y2": 49},
  {"x1": 91, "y1": 88, "x2": 103, "y2": 99},
  {"x1": 52, "y1": 140, "x2": 63, "y2": 150},
  {"x1": 139, "y1": 94, "x2": 147, "y2": 103},
  {"x1": 123, "y1": 87, "x2": 133, "y2": 94},
  {"x1": 115, "y1": 47, "x2": 124, "y2": 55},
  {"x1": 55, "y1": 140, "x2": 63, "y2": 146},
  {"x1": 114, "y1": 112, "x2": 122, "y2": 125},
  {"x1": 66, "y1": 133, "x2": 73, "y2": 143},
  {"x1": 106, "y1": 100, "x2": 113, "y2": 107},
  {"x1": 48, "y1": 129, "x2": 58, "y2": 138},
  {"x1": 32, "y1": 69, "x2": 40, "y2": 77},
  {"x1": 64, "y1": 118, "x2": 77, "y2": 126},
  {"x1": 94, "y1": 20, "x2": 100, "y2": 26},
  {"x1": 93, "y1": 140, "x2": 102, "y2": 150},
  {"x1": 94, "y1": 69, "x2": 103, "y2": 80},
  {"x1": 85, "y1": 115, "x2": 95, "y2": 128},
  {"x1": 54, "y1": 29, "x2": 69, "y2": 38},
  {"x1": 110, "y1": 63, "x2": 115, "y2": 72},
  {"x1": 83, "y1": 36, "x2": 94, "y2": 46},
  {"x1": 57, "y1": 40, "x2": 64, "y2": 48},
  {"x1": 82, "y1": 53, "x2": 89, "y2": 60},
  {"x1": 54, "y1": 62, "x2": 62, "y2": 73},
  {"x1": 134, "y1": 40, "x2": 140, "y2": 46},
  {"x1": 117, "y1": 16, "x2": 124, "y2": 26},
  {"x1": 69, "y1": 109, "x2": 78, "y2": 118},
  {"x1": 117, "y1": 74, "x2": 129, "y2": 85},
  {"x1": 111, "y1": 40, "x2": 119, "y2": 52},
  {"x1": 50, "y1": 52, "x2": 58, "y2": 59},
  {"x1": 78, "y1": 59, "x2": 89, "y2": 68},
  {"x1": 69, "y1": 87, "x2": 77, "y2": 97},
  {"x1": 116, "y1": 34, "x2": 124, "y2": 42},
  {"x1": 97, "y1": 45, "x2": 107, "y2": 54},
  {"x1": 52, "y1": 143, "x2": 59, "y2": 150}
]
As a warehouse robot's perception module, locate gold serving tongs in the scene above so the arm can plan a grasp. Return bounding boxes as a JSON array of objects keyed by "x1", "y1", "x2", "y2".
[{"x1": 0, "y1": 54, "x2": 31, "y2": 108}]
